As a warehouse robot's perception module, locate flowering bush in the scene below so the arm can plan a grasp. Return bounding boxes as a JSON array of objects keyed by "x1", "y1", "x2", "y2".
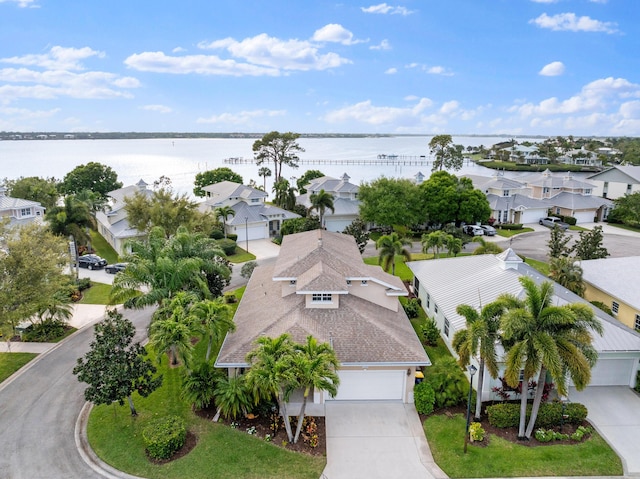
[
  {"x1": 246, "y1": 426, "x2": 257, "y2": 435},
  {"x1": 469, "y1": 422, "x2": 485, "y2": 442}
]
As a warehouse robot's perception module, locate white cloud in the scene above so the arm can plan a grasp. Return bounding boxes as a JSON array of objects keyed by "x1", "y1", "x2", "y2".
[
  {"x1": 0, "y1": 0, "x2": 39, "y2": 7},
  {"x1": 370, "y1": 39, "x2": 391, "y2": 50},
  {"x1": 361, "y1": 3, "x2": 416, "y2": 15},
  {"x1": 427, "y1": 65, "x2": 453, "y2": 76},
  {"x1": 197, "y1": 109, "x2": 286, "y2": 125},
  {"x1": 1, "y1": 46, "x2": 104, "y2": 71},
  {"x1": 312, "y1": 24, "x2": 365, "y2": 45},
  {"x1": 172, "y1": 47, "x2": 187, "y2": 53},
  {"x1": 530, "y1": 13, "x2": 618, "y2": 33},
  {"x1": 140, "y1": 104, "x2": 172, "y2": 113},
  {"x1": 385, "y1": 67, "x2": 397, "y2": 74},
  {"x1": 539, "y1": 61, "x2": 565, "y2": 76},
  {"x1": 530, "y1": 0, "x2": 558, "y2": 3},
  {"x1": 322, "y1": 98, "x2": 435, "y2": 126}
]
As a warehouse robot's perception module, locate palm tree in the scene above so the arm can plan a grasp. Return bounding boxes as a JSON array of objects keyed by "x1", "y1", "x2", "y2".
[
  {"x1": 500, "y1": 277, "x2": 603, "y2": 439},
  {"x1": 445, "y1": 235, "x2": 463, "y2": 257},
  {"x1": 245, "y1": 334, "x2": 298, "y2": 442},
  {"x1": 452, "y1": 301, "x2": 504, "y2": 420},
  {"x1": 46, "y1": 195, "x2": 94, "y2": 246},
  {"x1": 213, "y1": 374, "x2": 254, "y2": 421},
  {"x1": 272, "y1": 179, "x2": 296, "y2": 211},
  {"x1": 309, "y1": 189, "x2": 335, "y2": 229},
  {"x1": 215, "y1": 206, "x2": 236, "y2": 238},
  {"x1": 181, "y1": 360, "x2": 220, "y2": 410},
  {"x1": 549, "y1": 256, "x2": 585, "y2": 296},
  {"x1": 376, "y1": 233, "x2": 411, "y2": 276},
  {"x1": 421, "y1": 230, "x2": 448, "y2": 259},
  {"x1": 258, "y1": 166, "x2": 272, "y2": 191},
  {"x1": 472, "y1": 236, "x2": 504, "y2": 255},
  {"x1": 189, "y1": 298, "x2": 235, "y2": 361},
  {"x1": 292, "y1": 336, "x2": 340, "y2": 443},
  {"x1": 148, "y1": 292, "x2": 196, "y2": 367}
]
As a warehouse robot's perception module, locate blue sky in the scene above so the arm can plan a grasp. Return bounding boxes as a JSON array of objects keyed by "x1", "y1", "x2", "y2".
[{"x1": 1, "y1": 0, "x2": 638, "y2": 136}]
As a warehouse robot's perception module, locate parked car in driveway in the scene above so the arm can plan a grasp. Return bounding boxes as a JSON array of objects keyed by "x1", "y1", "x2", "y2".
[
  {"x1": 77, "y1": 254, "x2": 107, "y2": 270},
  {"x1": 463, "y1": 225, "x2": 485, "y2": 236},
  {"x1": 539, "y1": 217, "x2": 569, "y2": 230},
  {"x1": 105, "y1": 262, "x2": 128, "y2": 274},
  {"x1": 479, "y1": 225, "x2": 496, "y2": 236}
]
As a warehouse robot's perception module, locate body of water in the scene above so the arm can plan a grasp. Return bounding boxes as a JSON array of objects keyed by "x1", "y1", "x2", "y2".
[{"x1": 1, "y1": 135, "x2": 566, "y2": 197}]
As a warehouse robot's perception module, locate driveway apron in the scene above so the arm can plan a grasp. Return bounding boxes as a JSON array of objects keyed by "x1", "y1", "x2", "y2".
[
  {"x1": 323, "y1": 401, "x2": 443, "y2": 479},
  {"x1": 570, "y1": 386, "x2": 640, "y2": 475}
]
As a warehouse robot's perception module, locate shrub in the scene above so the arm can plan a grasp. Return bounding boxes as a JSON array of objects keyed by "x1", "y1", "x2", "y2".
[
  {"x1": 142, "y1": 415, "x2": 186, "y2": 460},
  {"x1": 498, "y1": 223, "x2": 524, "y2": 230},
  {"x1": 240, "y1": 261, "x2": 258, "y2": 279},
  {"x1": 636, "y1": 371, "x2": 640, "y2": 394},
  {"x1": 561, "y1": 215, "x2": 577, "y2": 226},
  {"x1": 22, "y1": 319, "x2": 68, "y2": 342},
  {"x1": 403, "y1": 298, "x2": 421, "y2": 319},
  {"x1": 591, "y1": 300, "x2": 614, "y2": 316},
  {"x1": 487, "y1": 402, "x2": 521, "y2": 428},
  {"x1": 227, "y1": 233, "x2": 238, "y2": 242},
  {"x1": 216, "y1": 238, "x2": 237, "y2": 256},
  {"x1": 487, "y1": 401, "x2": 588, "y2": 428},
  {"x1": 76, "y1": 277, "x2": 92, "y2": 291},
  {"x1": 210, "y1": 229, "x2": 224, "y2": 240},
  {"x1": 414, "y1": 382, "x2": 436, "y2": 415},
  {"x1": 570, "y1": 425, "x2": 593, "y2": 441},
  {"x1": 424, "y1": 357, "x2": 469, "y2": 408},
  {"x1": 469, "y1": 422, "x2": 485, "y2": 442},
  {"x1": 535, "y1": 428, "x2": 568, "y2": 442},
  {"x1": 224, "y1": 293, "x2": 238, "y2": 304},
  {"x1": 421, "y1": 318, "x2": 440, "y2": 346}
]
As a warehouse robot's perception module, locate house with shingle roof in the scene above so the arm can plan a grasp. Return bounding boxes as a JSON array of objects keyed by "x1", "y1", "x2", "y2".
[
  {"x1": 296, "y1": 173, "x2": 360, "y2": 232},
  {"x1": 0, "y1": 186, "x2": 45, "y2": 228},
  {"x1": 216, "y1": 229, "x2": 430, "y2": 403},
  {"x1": 408, "y1": 250, "x2": 640, "y2": 397},
  {"x1": 200, "y1": 181, "x2": 299, "y2": 241},
  {"x1": 588, "y1": 165, "x2": 640, "y2": 199},
  {"x1": 96, "y1": 179, "x2": 152, "y2": 254}
]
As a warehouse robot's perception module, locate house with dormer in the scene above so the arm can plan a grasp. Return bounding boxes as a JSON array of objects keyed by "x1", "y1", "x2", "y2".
[
  {"x1": 199, "y1": 181, "x2": 299, "y2": 241},
  {"x1": 296, "y1": 173, "x2": 360, "y2": 232},
  {"x1": 95, "y1": 179, "x2": 153, "y2": 254},
  {"x1": 216, "y1": 229, "x2": 430, "y2": 402},
  {"x1": 0, "y1": 186, "x2": 46, "y2": 228}
]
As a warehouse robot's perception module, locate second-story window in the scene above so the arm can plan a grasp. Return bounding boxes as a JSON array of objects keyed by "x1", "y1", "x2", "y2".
[{"x1": 312, "y1": 293, "x2": 332, "y2": 302}]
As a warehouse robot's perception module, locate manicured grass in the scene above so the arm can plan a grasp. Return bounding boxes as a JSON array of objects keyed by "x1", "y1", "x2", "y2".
[
  {"x1": 423, "y1": 338, "x2": 453, "y2": 367},
  {"x1": 569, "y1": 225, "x2": 589, "y2": 231},
  {"x1": 0, "y1": 352, "x2": 38, "y2": 382},
  {"x1": 525, "y1": 258, "x2": 550, "y2": 276},
  {"x1": 424, "y1": 413, "x2": 623, "y2": 478},
  {"x1": 87, "y1": 340, "x2": 324, "y2": 479},
  {"x1": 90, "y1": 230, "x2": 119, "y2": 264},
  {"x1": 606, "y1": 222, "x2": 640, "y2": 233},
  {"x1": 364, "y1": 253, "x2": 430, "y2": 282},
  {"x1": 79, "y1": 282, "x2": 113, "y2": 305},
  {"x1": 496, "y1": 227, "x2": 534, "y2": 238},
  {"x1": 227, "y1": 247, "x2": 256, "y2": 263}
]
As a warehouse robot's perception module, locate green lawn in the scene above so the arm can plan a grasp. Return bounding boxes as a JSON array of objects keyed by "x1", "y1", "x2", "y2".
[
  {"x1": 364, "y1": 253, "x2": 430, "y2": 282},
  {"x1": 525, "y1": 258, "x2": 550, "y2": 276},
  {"x1": 227, "y1": 247, "x2": 256, "y2": 263},
  {"x1": 79, "y1": 282, "x2": 113, "y2": 304},
  {"x1": 496, "y1": 227, "x2": 534, "y2": 238},
  {"x1": 90, "y1": 230, "x2": 119, "y2": 264},
  {"x1": 424, "y1": 413, "x2": 622, "y2": 477},
  {"x1": 0, "y1": 352, "x2": 38, "y2": 382}
]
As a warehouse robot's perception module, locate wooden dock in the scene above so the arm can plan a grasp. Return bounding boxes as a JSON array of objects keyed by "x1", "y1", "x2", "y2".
[{"x1": 224, "y1": 155, "x2": 473, "y2": 167}]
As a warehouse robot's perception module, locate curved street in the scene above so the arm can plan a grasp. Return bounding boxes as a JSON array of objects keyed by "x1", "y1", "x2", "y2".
[{"x1": 0, "y1": 307, "x2": 153, "y2": 479}]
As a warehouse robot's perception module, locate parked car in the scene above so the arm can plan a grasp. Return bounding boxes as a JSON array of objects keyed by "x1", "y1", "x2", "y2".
[
  {"x1": 463, "y1": 225, "x2": 485, "y2": 236},
  {"x1": 479, "y1": 225, "x2": 496, "y2": 236},
  {"x1": 77, "y1": 254, "x2": 107, "y2": 270},
  {"x1": 539, "y1": 217, "x2": 569, "y2": 230},
  {"x1": 105, "y1": 262, "x2": 128, "y2": 274}
]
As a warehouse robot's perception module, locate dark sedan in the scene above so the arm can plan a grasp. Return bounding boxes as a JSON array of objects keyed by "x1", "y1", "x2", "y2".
[
  {"x1": 77, "y1": 254, "x2": 107, "y2": 270},
  {"x1": 105, "y1": 262, "x2": 128, "y2": 274}
]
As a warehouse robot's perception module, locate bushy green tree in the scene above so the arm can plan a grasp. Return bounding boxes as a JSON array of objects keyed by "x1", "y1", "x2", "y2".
[
  {"x1": 4, "y1": 176, "x2": 59, "y2": 209},
  {"x1": 429, "y1": 134, "x2": 464, "y2": 172},
  {"x1": 296, "y1": 169, "x2": 325, "y2": 194},
  {"x1": 571, "y1": 226, "x2": 609, "y2": 260},
  {"x1": 280, "y1": 216, "x2": 320, "y2": 236},
  {"x1": 124, "y1": 188, "x2": 198, "y2": 237},
  {"x1": 342, "y1": 218, "x2": 370, "y2": 254},
  {"x1": 60, "y1": 162, "x2": 122, "y2": 199},
  {"x1": 253, "y1": 131, "x2": 304, "y2": 182},
  {"x1": 547, "y1": 225, "x2": 572, "y2": 258},
  {"x1": 193, "y1": 168, "x2": 243, "y2": 197},
  {"x1": 358, "y1": 177, "x2": 424, "y2": 228}
]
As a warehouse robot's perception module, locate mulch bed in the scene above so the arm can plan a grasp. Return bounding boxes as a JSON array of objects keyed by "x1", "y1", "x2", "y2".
[{"x1": 423, "y1": 404, "x2": 592, "y2": 447}]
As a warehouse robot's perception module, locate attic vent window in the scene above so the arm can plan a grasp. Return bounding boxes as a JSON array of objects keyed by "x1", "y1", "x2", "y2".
[
  {"x1": 346, "y1": 280, "x2": 352, "y2": 286},
  {"x1": 361, "y1": 280, "x2": 368, "y2": 286},
  {"x1": 312, "y1": 293, "x2": 332, "y2": 303},
  {"x1": 289, "y1": 280, "x2": 296, "y2": 285}
]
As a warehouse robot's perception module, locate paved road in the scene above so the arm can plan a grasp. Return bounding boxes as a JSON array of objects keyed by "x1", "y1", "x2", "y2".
[{"x1": 0, "y1": 307, "x2": 154, "y2": 479}]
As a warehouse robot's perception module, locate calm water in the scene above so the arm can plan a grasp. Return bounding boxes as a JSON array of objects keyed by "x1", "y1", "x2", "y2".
[{"x1": 1, "y1": 136, "x2": 550, "y2": 197}]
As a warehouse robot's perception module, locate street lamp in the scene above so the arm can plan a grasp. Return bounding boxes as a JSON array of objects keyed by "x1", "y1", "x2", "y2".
[
  {"x1": 244, "y1": 217, "x2": 249, "y2": 253},
  {"x1": 464, "y1": 364, "x2": 478, "y2": 453}
]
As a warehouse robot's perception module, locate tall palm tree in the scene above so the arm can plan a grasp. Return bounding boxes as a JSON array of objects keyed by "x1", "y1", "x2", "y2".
[
  {"x1": 309, "y1": 189, "x2": 335, "y2": 229},
  {"x1": 445, "y1": 235, "x2": 463, "y2": 257},
  {"x1": 258, "y1": 166, "x2": 272, "y2": 191},
  {"x1": 472, "y1": 236, "x2": 504, "y2": 255},
  {"x1": 245, "y1": 334, "x2": 298, "y2": 442},
  {"x1": 46, "y1": 195, "x2": 94, "y2": 246},
  {"x1": 421, "y1": 230, "x2": 448, "y2": 259},
  {"x1": 549, "y1": 256, "x2": 585, "y2": 296},
  {"x1": 181, "y1": 360, "x2": 220, "y2": 410},
  {"x1": 148, "y1": 292, "x2": 196, "y2": 367},
  {"x1": 292, "y1": 336, "x2": 340, "y2": 443},
  {"x1": 376, "y1": 233, "x2": 411, "y2": 276},
  {"x1": 189, "y1": 298, "x2": 235, "y2": 361},
  {"x1": 215, "y1": 206, "x2": 236, "y2": 239},
  {"x1": 452, "y1": 301, "x2": 504, "y2": 420},
  {"x1": 213, "y1": 374, "x2": 254, "y2": 421},
  {"x1": 500, "y1": 277, "x2": 603, "y2": 439},
  {"x1": 272, "y1": 178, "x2": 296, "y2": 211}
]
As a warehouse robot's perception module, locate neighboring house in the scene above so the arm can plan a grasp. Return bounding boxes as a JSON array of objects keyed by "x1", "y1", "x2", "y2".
[
  {"x1": 467, "y1": 170, "x2": 612, "y2": 224},
  {"x1": 95, "y1": 179, "x2": 152, "y2": 254},
  {"x1": 581, "y1": 256, "x2": 640, "y2": 332},
  {"x1": 408, "y1": 250, "x2": 640, "y2": 398},
  {"x1": 509, "y1": 145, "x2": 548, "y2": 165},
  {"x1": 557, "y1": 147, "x2": 602, "y2": 168},
  {"x1": 0, "y1": 186, "x2": 46, "y2": 227},
  {"x1": 200, "y1": 181, "x2": 299, "y2": 241},
  {"x1": 588, "y1": 165, "x2": 640, "y2": 199},
  {"x1": 296, "y1": 173, "x2": 360, "y2": 232},
  {"x1": 216, "y1": 229, "x2": 430, "y2": 403}
]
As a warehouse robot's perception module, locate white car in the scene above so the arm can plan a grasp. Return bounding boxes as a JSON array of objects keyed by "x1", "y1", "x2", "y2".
[
  {"x1": 480, "y1": 225, "x2": 496, "y2": 236},
  {"x1": 463, "y1": 225, "x2": 485, "y2": 236}
]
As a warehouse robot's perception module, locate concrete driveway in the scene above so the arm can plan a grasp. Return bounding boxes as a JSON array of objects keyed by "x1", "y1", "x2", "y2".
[
  {"x1": 570, "y1": 386, "x2": 640, "y2": 476},
  {"x1": 323, "y1": 402, "x2": 445, "y2": 479}
]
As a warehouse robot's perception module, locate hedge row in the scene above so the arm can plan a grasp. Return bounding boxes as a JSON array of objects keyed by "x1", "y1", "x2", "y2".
[{"x1": 487, "y1": 402, "x2": 587, "y2": 429}]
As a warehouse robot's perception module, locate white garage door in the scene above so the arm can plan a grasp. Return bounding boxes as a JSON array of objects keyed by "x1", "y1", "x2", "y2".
[
  {"x1": 236, "y1": 225, "x2": 265, "y2": 242},
  {"x1": 589, "y1": 359, "x2": 636, "y2": 386},
  {"x1": 329, "y1": 370, "x2": 406, "y2": 401},
  {"x1": 573, "y1": 211, "x2": 595, "y2": 224}
]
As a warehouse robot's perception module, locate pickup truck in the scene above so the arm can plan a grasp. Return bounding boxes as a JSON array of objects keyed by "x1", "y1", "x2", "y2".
[{"x1": 539, "y1": 217, "x2": 569, "y2": 230}]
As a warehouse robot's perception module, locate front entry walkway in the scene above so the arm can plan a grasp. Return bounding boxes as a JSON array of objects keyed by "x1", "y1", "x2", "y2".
[
  {"x1": 570, "y1": 386, "x2": 640, "y2": 475},
  {"x1": 323, "y1": 402, "x2": 446, "y2": 479}
]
